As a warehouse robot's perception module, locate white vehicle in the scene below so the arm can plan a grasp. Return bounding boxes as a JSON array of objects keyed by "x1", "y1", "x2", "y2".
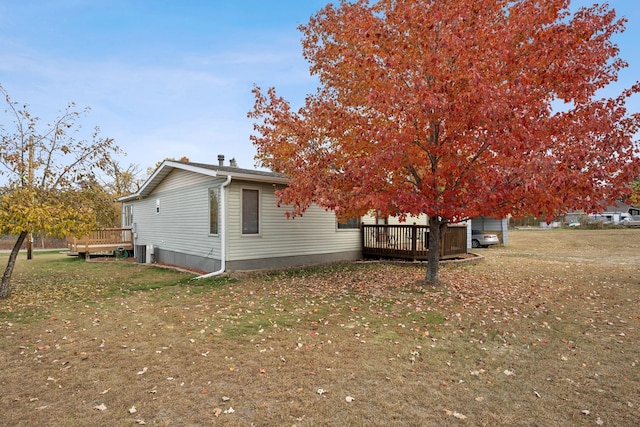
[
  {"x1": 622, "y1": 215, "x2": 640, "y2": 227},
  {"x1": 471, "y1": 230, "x2": 499, "y2": 248}
]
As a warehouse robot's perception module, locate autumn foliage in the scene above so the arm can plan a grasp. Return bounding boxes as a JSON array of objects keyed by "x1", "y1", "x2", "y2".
[
  {"x1": 0, "y1": 85, "x2": 120, "y2": 298},
  {"x1": 249, "y1": 0, "x2": 639, "y2": 284}
]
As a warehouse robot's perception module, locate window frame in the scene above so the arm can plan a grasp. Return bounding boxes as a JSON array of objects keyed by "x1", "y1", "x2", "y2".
[
  {"x1": 123, "y1": 204, "x2": 134, "y2": 228},
  {"x1": 208, "y1": 187, "x2": 220, "y2": 235},
  {"x1": 337, "y1": 216, "x2": 361, "y2": 230},
  {"x1": 241, "y1": 187, "x2": 261, "y2": 236}
]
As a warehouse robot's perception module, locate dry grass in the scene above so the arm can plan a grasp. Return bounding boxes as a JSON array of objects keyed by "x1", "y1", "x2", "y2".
[{"x1": 1, "y1": 229, "x2": 639, "y2": 426}]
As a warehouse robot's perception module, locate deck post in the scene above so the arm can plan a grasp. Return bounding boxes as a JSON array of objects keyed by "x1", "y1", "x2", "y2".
[{"x1": 411, "y1": 224, "x2": 417, "y2": 261}]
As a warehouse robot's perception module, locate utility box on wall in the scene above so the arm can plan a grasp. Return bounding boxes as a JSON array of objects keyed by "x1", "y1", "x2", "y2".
[
  {"x1": 146, "y1": 245, "x2": 155, "y2": 264},
  {"x1": 135, "y1": 245, "x2": 146, "y2": 263}
]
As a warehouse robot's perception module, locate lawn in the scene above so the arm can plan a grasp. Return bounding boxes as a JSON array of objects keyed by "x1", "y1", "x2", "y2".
[{"x1": 1, "y1": 229, "x2": 638, "y2": 426}]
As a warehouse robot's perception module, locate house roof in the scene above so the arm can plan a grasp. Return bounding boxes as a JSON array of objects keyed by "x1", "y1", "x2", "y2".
[
  {"x1": 566, "y1": 200, "x2": 639, "y2": 215},
  {"x1": 603, "y1": 200, "x2": 637, "y2": 213},
  {"x1": 117, "y1": 160, "x2": 288, "y2": 202}
]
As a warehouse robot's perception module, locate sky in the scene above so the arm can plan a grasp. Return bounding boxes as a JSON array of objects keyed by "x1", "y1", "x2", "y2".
[{"x1": 0, "y1": 0, "x2": 638, "y2": 176}]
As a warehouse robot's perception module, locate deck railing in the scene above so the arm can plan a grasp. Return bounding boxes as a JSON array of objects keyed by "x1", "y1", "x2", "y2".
[
  {"x1": 362, "y1": 224, "x2": 467, "y2": 261},
  {"x1": 66, "y1": 228, "x2": 134, "y2": 254}
]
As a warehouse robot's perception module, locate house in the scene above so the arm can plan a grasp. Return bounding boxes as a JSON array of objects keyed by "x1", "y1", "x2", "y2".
[
  {"x1": 117, "y1": 158, "x2": 362, "y2": 275},
  {"x1": 563, "y1": 201, "x2": 640, "y2": 225},
  {"x1": 596, "y1": 201, "x2": 639, "y2": 223}
]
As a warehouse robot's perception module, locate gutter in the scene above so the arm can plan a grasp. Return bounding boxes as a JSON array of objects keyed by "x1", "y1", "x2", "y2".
[{"x1": 194, "y1": 174, "x2": 232, "y2": 279}]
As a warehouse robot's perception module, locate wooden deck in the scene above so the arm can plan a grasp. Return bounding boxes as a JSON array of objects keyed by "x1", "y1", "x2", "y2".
[
  {"x1": 362, "y1": 224, "x2": 467, "y2": 261},
  {"x1": 67, "y1": 225, "x2": 465, "y2": 263},
  {"x1": 67, "y1": 228, "x2": 134, "y2": 255}
]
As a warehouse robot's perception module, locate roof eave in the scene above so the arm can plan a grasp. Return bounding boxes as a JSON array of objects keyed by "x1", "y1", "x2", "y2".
[
  {"x1": 117, "y1": 160, "x2": 219, "y2": 202},
  {"x1": 224, "y1": 170, "x2": 289, "y2": 185},
  {"x1": 116, "y1": 160, "x2": 289, "y2": 202}
]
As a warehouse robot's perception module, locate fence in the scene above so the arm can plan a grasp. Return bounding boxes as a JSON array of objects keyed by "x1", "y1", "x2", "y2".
[
  {"x1": 66, "y1": 228, "x2": 134, "y2": 255},
  {"x1": 362, "y1": 224, "x2": 467, "y2": 260}
]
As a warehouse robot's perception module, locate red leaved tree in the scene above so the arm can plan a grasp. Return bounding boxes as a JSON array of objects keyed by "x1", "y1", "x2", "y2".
[{"x1": 249, "y1": 0, "x2": 640, "y2": 285}]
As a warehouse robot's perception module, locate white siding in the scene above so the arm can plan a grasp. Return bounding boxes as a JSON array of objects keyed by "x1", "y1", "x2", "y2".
[
  {"x1": 361, "y1": 213, "x2": 429, "y2": 225},
  {"x1": 128, "y1": 169, "x2": 224, "y2": 263},
  {"x1": 226, "y1": 182, "x2": 361, "y2": 262},
  {"x1": 126, "y1": 169, "x2": 361, "y2": 271}
]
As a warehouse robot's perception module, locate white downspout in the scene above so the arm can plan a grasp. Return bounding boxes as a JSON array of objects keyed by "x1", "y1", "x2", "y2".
[{"x1": 194, "y1": 175, "x2": 232, "y2": 279}]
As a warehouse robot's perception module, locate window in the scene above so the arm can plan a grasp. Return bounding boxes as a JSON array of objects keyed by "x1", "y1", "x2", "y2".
[
  {"x1": 209, "y1": 188, "x2": 219, "y2": 235},
  {"x1": 337, "y1": 217, "x2": 360, "y2": 229},
  {"x1": 123, "y1": 205, "x2": 133, "y2": 227},
  {"x1": 242, "y1": 189, "x2": 259, "y2": 234}
]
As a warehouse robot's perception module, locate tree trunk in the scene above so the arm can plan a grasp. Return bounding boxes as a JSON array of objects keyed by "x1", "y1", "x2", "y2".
[
  {"x1": 425, "y1": 216, "x2": 448, "y2": 285},
  {"x1": 27, "y1": 233, "x2": 32, "y2": 260},
  {"x1": 0, "y1": 231, "x2": 28, "y2": 300}
]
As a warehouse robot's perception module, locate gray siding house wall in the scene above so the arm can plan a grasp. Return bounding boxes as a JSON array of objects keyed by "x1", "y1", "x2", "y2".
[
  {"x1": 225, "y1": 181, "x2": 362, "y2": 270},
  {"x1": 120, "y1": 161, "x2": 362, "y2": 273}
]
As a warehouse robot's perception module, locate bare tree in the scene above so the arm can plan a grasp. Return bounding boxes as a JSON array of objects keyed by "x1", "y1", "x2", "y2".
[{"x1": 0, "y1": 85, "x2": 121, "y2": 299}]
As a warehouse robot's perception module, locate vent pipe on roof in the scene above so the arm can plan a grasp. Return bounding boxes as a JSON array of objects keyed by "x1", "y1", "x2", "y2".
[{"x1": 218, "y1": 154, "x2": 225, "y2": 166}]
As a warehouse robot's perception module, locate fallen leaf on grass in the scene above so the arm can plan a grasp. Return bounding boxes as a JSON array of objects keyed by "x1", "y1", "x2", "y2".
[
  {"x1": 345, "y1": 396, "x2": 355, "y2": 403},
  {"x1": 129, "y1": 405, "x2": 137, "y2": 414},
  {"x1": 224, "y1": 407, "x2": 235, "y2": 414},
  {"x1": 136, "y1": 367, "x2": 148, "y2": 375},
  {"x1": 445, "y1": 409, "x2": 467, "y2": 420},
  {"x1": 213, "y1": 408, "x2": 222, "y2": 417},
  {"x1": 94, "y1": 403, "x2": 107, "y2": 411},
  {"x1": 317, "y1": 388, "x2": 327, "y2": 395}
]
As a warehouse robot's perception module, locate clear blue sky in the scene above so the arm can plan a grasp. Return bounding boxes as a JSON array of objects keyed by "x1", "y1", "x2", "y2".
[{"x1": 0, "y1": 0, "x2": 638, "y2": 174}]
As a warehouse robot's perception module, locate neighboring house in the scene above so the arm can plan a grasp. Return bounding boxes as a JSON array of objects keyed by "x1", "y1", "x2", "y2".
[
  {"x1": 564, "y1": 201, "x2": 640, "y2": 225},
  {"x1": 118, "y1": 159, "x2": 362, "y2": 275},
  {"x1": 597, "y1": 201, "x2": 639, "y2": 223}
]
